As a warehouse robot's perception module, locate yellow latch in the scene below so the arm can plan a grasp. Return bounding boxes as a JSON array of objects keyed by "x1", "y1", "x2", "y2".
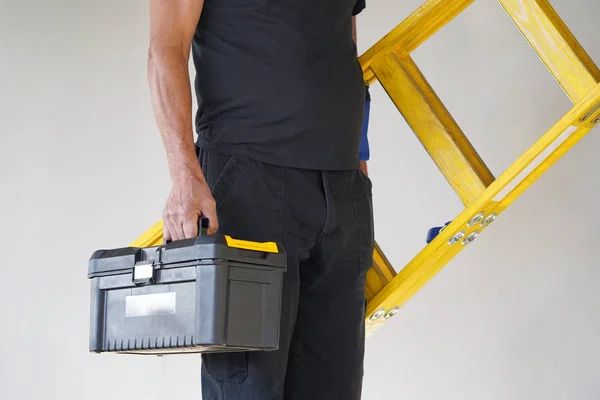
[{"x1": 224, "y1": 235, "x2": 279, "y2": 254}]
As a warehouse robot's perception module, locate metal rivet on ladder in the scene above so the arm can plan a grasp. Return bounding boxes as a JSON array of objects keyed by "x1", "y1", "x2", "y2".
[
  {"x1": 383, "y1": 307, "x2": 399, "y2": 320},
  {"x1": 448, "y1": 231, "x2": 465, "y2": 245},
  {"x1": 581, "y1": 115, "x2": 589, "y2": 122},
  {"x1": 594, "y1": 118, "x2": 600, "y2": 124},
  {"x1": 462, "y1": 231, "x2": 479, "y2": 245},
  {"x1": 467, "y1": 212, "x2": 485, "y2": 227},
  {"x1": 481, "y1": 213, "x2": 497, "y2": 227},
  {"x1": 369, "y1": 309, "x2": 386, "y2": 322}
]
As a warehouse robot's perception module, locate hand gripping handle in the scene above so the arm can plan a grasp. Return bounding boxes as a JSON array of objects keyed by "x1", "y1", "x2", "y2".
[{"x1": 163, "y1": 216, "x2": 210, "y2": 245}]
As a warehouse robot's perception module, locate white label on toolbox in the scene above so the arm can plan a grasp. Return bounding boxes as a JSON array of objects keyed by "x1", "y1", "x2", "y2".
[{"x1": 125, "y1": 292, "x2": 176, "y2": 318}]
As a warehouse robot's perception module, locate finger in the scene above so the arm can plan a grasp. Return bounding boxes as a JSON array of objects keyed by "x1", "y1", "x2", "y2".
[
  {"x1": 182, "y1": 214, "x2": 200, "y2": 238},
  {"x1": 172, "y1": 218, "x2": 185, "y2": 241},
  {"x1": 164, "y1": 217, "x2": 179, "y2": 242},
  {"x1": 162, "y1": 221, "x2": 172, "y2": 244},
  {"x1": 164, "y1": 210, "x2": 183, "y2": 242}
]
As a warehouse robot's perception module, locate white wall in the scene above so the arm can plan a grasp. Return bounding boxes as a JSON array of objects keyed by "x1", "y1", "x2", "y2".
[{"x1": 1, "y1": 0, "x2": 598, "y2": 399}]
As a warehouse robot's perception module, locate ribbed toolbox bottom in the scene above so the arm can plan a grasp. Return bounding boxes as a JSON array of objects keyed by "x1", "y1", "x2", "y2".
[{"x1": 104, "y1": 335, "x2": 262, "y2": 355}]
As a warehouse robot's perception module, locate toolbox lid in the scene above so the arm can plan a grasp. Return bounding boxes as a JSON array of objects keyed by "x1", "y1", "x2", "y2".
[{"x1": 88, "y1": 233, "x2": 287, "y2": 278}]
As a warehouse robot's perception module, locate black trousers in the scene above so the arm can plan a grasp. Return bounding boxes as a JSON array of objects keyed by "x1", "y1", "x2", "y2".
[{"x1": 198, "y1": 148, "x2": 374, "y2": 400}]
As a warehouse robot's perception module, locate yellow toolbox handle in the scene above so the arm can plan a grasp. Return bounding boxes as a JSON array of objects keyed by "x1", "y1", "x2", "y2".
[{"x1": 224, "y1": 235, "x2": 279, "y2": 254}]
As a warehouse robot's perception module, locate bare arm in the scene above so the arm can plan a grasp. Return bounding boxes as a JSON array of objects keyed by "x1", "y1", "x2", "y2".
[
  {"x1": 148, "y1": 0, "x2": 204, "y2": 182},
  {"x1": 148, "y1": 0, "x2": 219, "y2": 239}
]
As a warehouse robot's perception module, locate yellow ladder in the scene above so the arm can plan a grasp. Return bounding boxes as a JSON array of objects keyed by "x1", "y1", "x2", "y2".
[
  {"x1": 129, "y1": 0, "x2": 600, "y2": 338},
  {"x1": 359, "y1": 0, "x2": 600, "y2": 336}
]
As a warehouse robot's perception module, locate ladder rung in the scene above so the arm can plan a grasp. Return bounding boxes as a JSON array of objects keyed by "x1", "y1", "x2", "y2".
[
  {"x1": 371, "y1": 51, "x2": 494, "y2": 206},
  {"x1": 498, "y1": 0, "x2": 600, "y2": 103},
  {"x1": 365, "y1": 82, "x2": 600, "y2": 335},
  {"x1": 359, "y1": 0, "x2": 475, "y2": 86},
  {"x1": 365, "y1": 242, "x2": 397, "y2": 302}
]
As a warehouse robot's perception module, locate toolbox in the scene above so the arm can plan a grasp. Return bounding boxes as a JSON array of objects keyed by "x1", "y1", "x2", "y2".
[{"x1": 88, "y1": 218, "x2": 287, "y2": 355}]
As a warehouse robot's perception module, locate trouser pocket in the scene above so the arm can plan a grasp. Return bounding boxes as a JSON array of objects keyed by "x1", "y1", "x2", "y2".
[
  {"x1": 359, "y1": 169, "x2": 373, "y2": 198},
  {"x1": 197, "y1": 147, "x2": 250, "y2": 210}
]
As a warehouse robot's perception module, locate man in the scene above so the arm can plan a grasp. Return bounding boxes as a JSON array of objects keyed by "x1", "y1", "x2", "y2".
[{"x1": 147, "y1": 0, "x2": 373, "y2": 398}]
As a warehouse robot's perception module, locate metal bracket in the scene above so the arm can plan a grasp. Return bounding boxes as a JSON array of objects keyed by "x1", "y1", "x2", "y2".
[
  {"x1": 580, "y1": 102, "x2": 600, "y2": 123},
  {"x1": 132, "y1": 260, "x2": 155, "y2": 285}
]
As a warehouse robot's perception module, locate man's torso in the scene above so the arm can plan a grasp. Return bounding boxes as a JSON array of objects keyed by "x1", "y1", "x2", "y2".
[{"x1": 191, "y1": 0, "x2": 366, "y2": 170}]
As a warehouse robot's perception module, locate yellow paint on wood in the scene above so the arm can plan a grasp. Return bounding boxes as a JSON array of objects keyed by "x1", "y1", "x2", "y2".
[
  {"x1": 129, "y1": 219, "x2": 163, "y2": 247},
  {"x1": 371, "y1": 50, "x2": 494, "y2": 206},
  {"x1": 359, "y1": 0, "x2": 475, "y2": 85},
  {"x1": 497, "y1": 0, "x2": 600, "y2": 103},
  {"x1": 499, "y1": 126, "x2": 591, "y2": 207},
  {"x1": 365, "y1": 242, "x2": 397, "y2": 301},
  {"x1": 365, "y1": 82, "x2": 600, "y2": 334}
]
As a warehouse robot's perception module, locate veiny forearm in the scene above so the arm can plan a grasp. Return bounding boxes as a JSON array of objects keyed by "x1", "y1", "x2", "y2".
[{"x1": 148, "y1": 48, "x2": 201, "y2": 182}]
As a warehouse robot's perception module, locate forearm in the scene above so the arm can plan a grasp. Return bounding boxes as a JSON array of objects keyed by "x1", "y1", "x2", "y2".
[{"x1": 148, "y1": 48, "x2": 201, "y2": 181}]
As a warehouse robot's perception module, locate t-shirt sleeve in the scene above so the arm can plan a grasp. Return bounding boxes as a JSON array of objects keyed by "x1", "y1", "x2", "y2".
[{"x1": 352, "y1": 0, "x2": 366, "y2": 16}]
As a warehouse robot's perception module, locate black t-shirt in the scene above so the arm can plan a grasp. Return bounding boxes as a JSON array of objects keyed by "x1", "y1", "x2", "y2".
[{"x1": 192, "y1": 0, "x2": 366, "y2": 170}]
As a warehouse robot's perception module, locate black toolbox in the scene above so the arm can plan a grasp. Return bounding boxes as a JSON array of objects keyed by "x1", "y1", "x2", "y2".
[{"x1": 88, "y1": 219, "x2": 287, "y2": 355}]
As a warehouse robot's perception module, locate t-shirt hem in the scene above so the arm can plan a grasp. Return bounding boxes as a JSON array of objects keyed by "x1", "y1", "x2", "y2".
[{"x1": 195, "y1": 138, "x2": 360, "y2": 171}]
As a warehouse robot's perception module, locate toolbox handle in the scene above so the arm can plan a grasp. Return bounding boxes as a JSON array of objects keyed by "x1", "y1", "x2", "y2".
[
  {"x1": 163, "y1": 217, "x2": 210, "y2": 245},
  {"x1": 197, "y1": 217, "x2": 209, "y2": 236}
]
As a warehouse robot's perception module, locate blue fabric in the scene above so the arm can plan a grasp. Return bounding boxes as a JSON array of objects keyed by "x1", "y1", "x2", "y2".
[
  {"x1": 359, "y1": 86, "x2": 371, "y2": 161},
  {"x1": 355, "y1": 1, "x2": 368, "y2": 160}
]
